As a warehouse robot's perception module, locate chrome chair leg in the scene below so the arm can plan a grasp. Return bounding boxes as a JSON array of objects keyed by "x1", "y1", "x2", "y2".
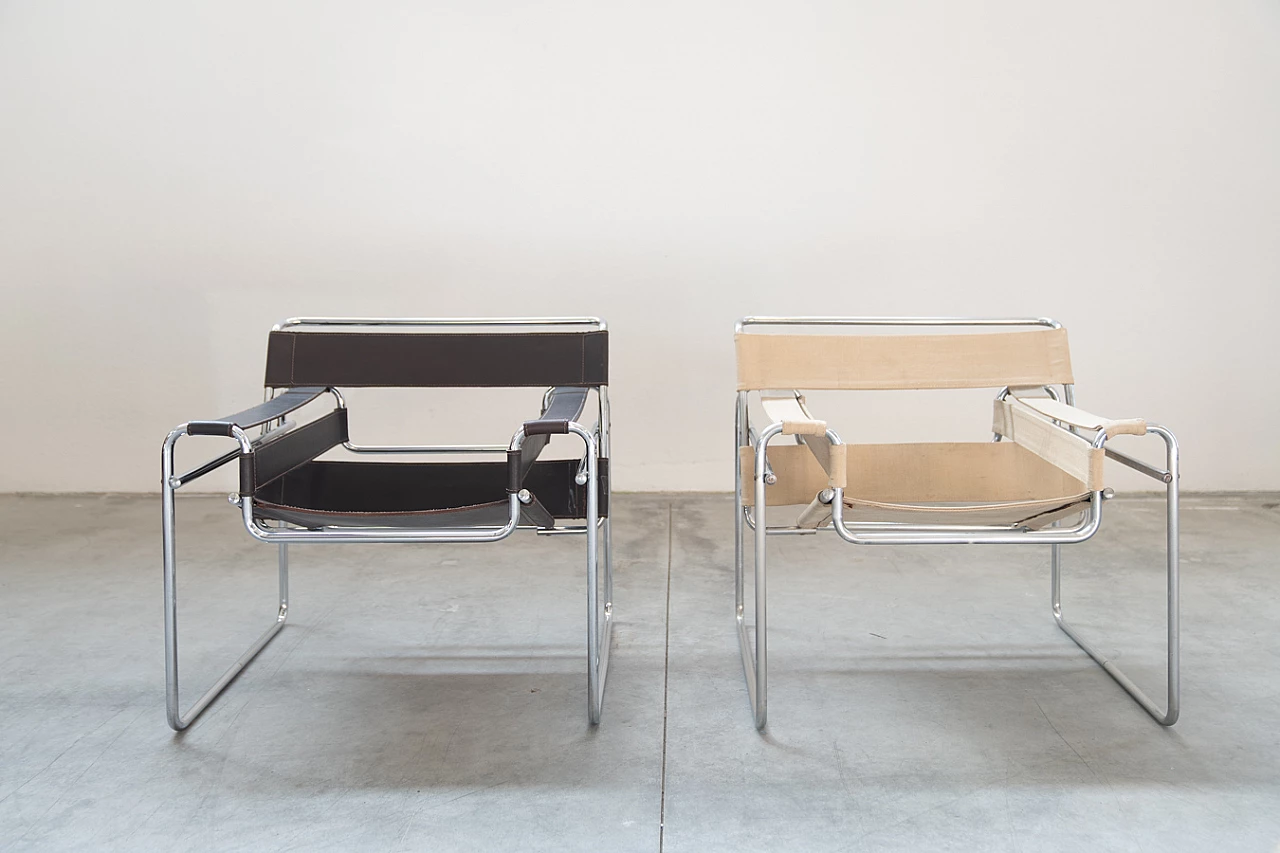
[
  {"x1": 594, "y1": 389, "x2": 614, "y2": 724},
  {"x1": 572, "y1": 423, "x2": 611, "y2": 725},
  {"x1": 588, "y1": 514, "x2": 614, "y2": 725},
  {"x1": 1051, "y1": 425, "x2": 1180, "y2": 725},
  {"x1": 735, "y1": 393, "x2": 768, "y2": 730},
  {"x1": 162, "y1": 431, "x2": 288, "y2": 732}
]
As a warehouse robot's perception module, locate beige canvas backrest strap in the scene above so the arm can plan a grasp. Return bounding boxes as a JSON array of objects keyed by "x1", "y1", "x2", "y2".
[
  {"x1": 1010, "y1": 393, "x2": 1146, "y2": 438},
  {"x1": 736, "y1": 327, "x2": 1074, "y2": 391},
  {"x1": 994, "y1": 399, "x2": 1104, "y2": 490}
]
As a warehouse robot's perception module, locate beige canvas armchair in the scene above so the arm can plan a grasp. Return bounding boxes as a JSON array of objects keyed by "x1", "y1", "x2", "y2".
[{"x1": 734, "y1": 317, "x2": 1179, "y2": 730}]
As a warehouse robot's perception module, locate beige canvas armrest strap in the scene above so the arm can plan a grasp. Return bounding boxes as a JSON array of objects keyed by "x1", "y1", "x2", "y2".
[
  {"x1": 760, "y1": 393, "x2": 846, "y2": 489},
  {"x1": 825, "y1": 443, "x2": 847, "y2": 490},
  {"x1": 760, "y1": 393, "x2": 827, "y2": 435},
  {"x1": 994, "y1": 399, "x2": 1104, "y2": 489},
  {"x1": 1011, "y1": 393, "x2": 1146, "y2": 438}
]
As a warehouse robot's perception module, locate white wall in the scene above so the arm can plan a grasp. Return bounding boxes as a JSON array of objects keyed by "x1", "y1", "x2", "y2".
[{"x1": 1, "y1": 1, "x2": 1278, "y2": 493}]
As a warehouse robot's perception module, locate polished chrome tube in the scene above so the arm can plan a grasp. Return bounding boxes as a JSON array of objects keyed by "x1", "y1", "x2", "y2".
[
  {"x1": 746, "y1": 426, "x2": 776, "y2": 485},
  {"x1": 734, "y1": 392, "x2": 766, "y2": 725},
  {"x1": 342, "y1": 443, "x2": 508, "y2": 455},
  {"x1": 1105, "y1": 446, "x2": 1172, "y2": 483},
  {"x1": 734, "y1": 393, "x2": 747, "y2": 631},
  {"x1": 1052, "y1": 425, "x2": 1180, "y2": 725},
  {"x1": 240, "y1": 493, "x2": 523, "y2": 543},
  {"x1": 172, "y1": 420, "x2": 297, "y2": 487},
  {"x1": 163, "y1": 426, "x2": 288, "y2": 731},
  {"x1": 736, "y1": 316, "x2": 1060, "y2": 333},
  {"x1": 277, "y1": 316, "x2": 606, "y2": 330},
  {"x1": 278, "y1": 543, "x2": 289, "y2": 620},
  {"x1": 599, "y1": 387, "x2": 614, "y2": 643},
  {"x1": 171, "y1": 619, "x2": 285, "y2": 731},
  {"x1": 745, "y1": 506, "x2": 1070, "y2": 535},
  {"x1": 751, "y1": 422, "x2": 784, "y2": 728},
  {"x1": 831, "y1": 495, "x2": 1102, "y2": 546},
  {"x1": 742, "y1": 511, "x2": 818, "y2": 534},
  {"x1": 510, "y1": 418, "x2": 611, "y2": 723},
  {"x1": 172, "y1": 447, "x2": 239, "y2": 489},
  {"x1": 161, "y1": 428, "x2": 182, "y2": 729},
  {"x1": 534, "y1": 521, "x2": 605, "y2": 535},
  {"x1": 1158, "y1": 424, "x2": 1181, "y2": 724},
  {"x1": 569, "y1": 422, "x2": 604, "y2": 724}
]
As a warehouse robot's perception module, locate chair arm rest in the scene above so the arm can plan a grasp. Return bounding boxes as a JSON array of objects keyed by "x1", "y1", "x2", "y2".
[
  {"x1": 760, "y1": 392, "x2": 827, "y2": 435},
  {"x1": 523, "y1": 386, "x2": 591, "y2": 436},
  {"x1": 758, "y1": 392, "x2": 845, "y2": 489},
  {"x1": 1011, "y1": 394, "x2": 1146, "y2": 438},
  {"x1": 509, "y1": 387, "x2": 594, "y2": 491},
  {"x1": 187, "y1": 387, "x2": 328, "y2": 437}
]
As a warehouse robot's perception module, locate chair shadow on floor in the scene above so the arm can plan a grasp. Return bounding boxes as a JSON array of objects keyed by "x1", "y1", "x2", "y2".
[
  {"x1": 166, "y1": 644, "x2": 656, "y2": 792},
  {"x1": 733, "y1": 646, "x2": 1226, "y2": 787}
]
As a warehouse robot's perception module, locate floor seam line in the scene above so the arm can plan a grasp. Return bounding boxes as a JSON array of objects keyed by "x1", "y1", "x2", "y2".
[{"x1": 658, "y1": 501, "x2": 673, "y2": 853}]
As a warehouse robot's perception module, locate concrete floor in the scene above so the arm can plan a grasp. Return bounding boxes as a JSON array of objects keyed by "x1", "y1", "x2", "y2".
[{"x1": 0, "y1": 493, "x2": 1278, "y2": 852}]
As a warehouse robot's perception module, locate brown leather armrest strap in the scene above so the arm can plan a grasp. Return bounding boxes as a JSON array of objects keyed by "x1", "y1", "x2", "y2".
[{"x1": 188, "y1": 387, "x2": 327, "y2": 437}]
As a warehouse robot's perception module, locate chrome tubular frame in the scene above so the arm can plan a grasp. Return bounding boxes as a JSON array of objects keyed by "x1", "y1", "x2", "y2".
[
  {"x1": 736, "y1": 315, "x2": 1062, "y2": 333},
  {"x1": 596, "y1": 386, "x2": 615, "y2": 721},
  {"x1": 734, "y1": 392, "x2": 759, "y2": 724},
  {"x1": 275, "y1": 316, "x2": 607, "y2": 330},
  {"x1": 162, "y1": 425, "x2": 290, "y2": 732},
  {"x1": 507, "y1": 419, "x2": 612, "y2": 723},
  {"x1": 734, "y1": 316, "x2": 1179, "y2": 729},
  {"x1": 162, "y1": 316, "x2": 612, "y2": 731},
  {"x1": 1052, "y1": 423, "x2": 1180, "y2": 725},
  {"x1": 734, "y1": 402, "x2": 844, "y2": 729}
]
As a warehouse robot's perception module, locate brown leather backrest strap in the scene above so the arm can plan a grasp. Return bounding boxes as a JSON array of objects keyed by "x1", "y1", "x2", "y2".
[{"x1": 264, "y1": 330, "x2": 609, "y2": 388}]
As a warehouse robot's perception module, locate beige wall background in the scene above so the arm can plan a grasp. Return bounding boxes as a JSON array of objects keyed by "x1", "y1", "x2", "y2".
[{"x1": 1, "y1": 1, "x2": 1278, "y2": 493}]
